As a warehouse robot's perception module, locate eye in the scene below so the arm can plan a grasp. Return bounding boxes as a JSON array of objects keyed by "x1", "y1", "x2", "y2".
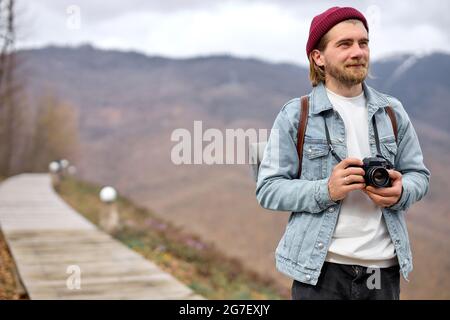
[{"x1": 359, "y1": 41, "x2": 369, "y2": 47}]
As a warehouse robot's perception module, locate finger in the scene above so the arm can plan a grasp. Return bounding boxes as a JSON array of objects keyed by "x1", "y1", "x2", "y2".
[
  {"x1": 343, "y1": 175, "x2": 365, "y2": 185},
  {"x1": 343, "y1": 182, "x2": 366, "y2": 191},
  {"x1": 391, "y1": 178, "x2": 402, "y2": 188},
  {"x1": 336, "y1": 158, "x2": 363, "y2": 169},
  {"x1": 364, "y1": 189, "x2": 384, "y2": 204},
  {"x1": 365, "y1": 185, "x2": 401, "y2": 197},
  {"x1": 388, "y1": 169, "x2": 402, "y2": 180},
  {"x1": 365, "y1": 192, "x2": 398, "y2": 207},
  {"x1": 343, "y1": 167, "x2": 365, "y2": 177},
  {"x1": 364, "y1": 188, "x2": 398, "y2": 202},
  {"x1": 365, "y1": 185, "x2": 391, "y2": 196}
]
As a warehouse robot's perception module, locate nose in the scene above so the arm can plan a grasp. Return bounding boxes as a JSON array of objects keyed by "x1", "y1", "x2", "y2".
[{"x1": 350, "y1": 43, "x2": 366, "y2": 60}]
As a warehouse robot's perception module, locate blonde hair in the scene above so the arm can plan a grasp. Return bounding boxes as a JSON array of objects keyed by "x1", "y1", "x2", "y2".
[{"x1": 308, "y1": 33, "x2": 329, "y2": 87}]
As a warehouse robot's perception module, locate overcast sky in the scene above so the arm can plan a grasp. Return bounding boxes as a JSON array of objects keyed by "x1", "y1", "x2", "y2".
[{"x1": 15, "y1": 0, "x2": 450, "y2": 66}]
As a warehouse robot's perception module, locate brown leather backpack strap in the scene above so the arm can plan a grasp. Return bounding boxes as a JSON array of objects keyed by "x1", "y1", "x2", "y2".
[
  {"x1": 385, "y1": 106, "x2": 398, "y2": 144},
  {"x1": 297, "y1": 96, "x2": 309, "y2": 178}
]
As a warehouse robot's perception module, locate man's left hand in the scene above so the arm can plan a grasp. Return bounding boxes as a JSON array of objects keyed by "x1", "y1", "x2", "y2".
[{"x1": 363, "y1": 170, "x2": 403, "y2": 208}]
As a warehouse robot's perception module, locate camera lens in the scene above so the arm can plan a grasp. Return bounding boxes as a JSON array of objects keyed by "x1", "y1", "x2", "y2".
[{"x1": 368, "y1": 167, "x2": 390, "y2": 187}]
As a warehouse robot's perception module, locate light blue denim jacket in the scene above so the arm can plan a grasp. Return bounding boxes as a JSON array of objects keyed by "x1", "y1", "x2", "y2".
[{"x1": 256, "y1": 81, "x2": 430, "y2": 285}]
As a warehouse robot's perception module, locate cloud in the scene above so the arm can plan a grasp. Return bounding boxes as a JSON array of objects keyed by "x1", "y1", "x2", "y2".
[{"x1": 16, "y1": 0, "x2": 450, "y2": 65}]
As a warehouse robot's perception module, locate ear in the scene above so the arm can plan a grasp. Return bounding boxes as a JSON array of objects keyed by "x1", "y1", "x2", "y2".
[{"x1": 311, "y1": 49, "x2": 324, "y2": 67}]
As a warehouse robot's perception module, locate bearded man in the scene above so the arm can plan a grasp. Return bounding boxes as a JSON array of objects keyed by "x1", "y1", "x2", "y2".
[{"x1": 256, "y1": 6, "x2": 430, "y2": 300}]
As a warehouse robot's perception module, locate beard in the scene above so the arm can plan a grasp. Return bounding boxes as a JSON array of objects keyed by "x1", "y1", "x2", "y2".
[{"x1": 325, "y1": 60, "x2": 369, "y2": 86}]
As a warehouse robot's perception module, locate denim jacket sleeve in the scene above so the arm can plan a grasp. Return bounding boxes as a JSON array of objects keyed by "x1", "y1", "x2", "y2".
[
  {"x1": 387, "y1": 98, "x2": 431, "y2": 211},
  {"x1": 255, "y1": 102, "x2": 337, "y2": 213}
]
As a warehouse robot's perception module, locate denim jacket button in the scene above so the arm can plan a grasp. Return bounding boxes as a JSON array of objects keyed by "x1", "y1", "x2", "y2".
[
  {"x1": 328, "y1": 207, "x2": 335, "y2": 213},
  {"x1": 305, "y1": 275, "x2": 311, "y2": 281},
  {"x1": 317, "y1": 242, "x2": 324, "y2": 250}
]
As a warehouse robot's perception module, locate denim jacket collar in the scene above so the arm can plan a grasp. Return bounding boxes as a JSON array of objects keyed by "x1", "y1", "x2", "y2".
[{"x1": 310, "y1": 81, "x2": 391, "y2": 118}]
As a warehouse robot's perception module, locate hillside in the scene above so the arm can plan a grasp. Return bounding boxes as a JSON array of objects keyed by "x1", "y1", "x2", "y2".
[{"x1": 16, "y1": 45, "x2": 450, "y2": 299}]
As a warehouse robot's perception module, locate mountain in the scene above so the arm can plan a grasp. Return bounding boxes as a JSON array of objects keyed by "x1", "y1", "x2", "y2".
[
  {"x1": 17, "y1": 45, "x2": 450, "y2": 299},
  {"x1": 369, "y1": 52, "x2": 450, "y2": 133}
]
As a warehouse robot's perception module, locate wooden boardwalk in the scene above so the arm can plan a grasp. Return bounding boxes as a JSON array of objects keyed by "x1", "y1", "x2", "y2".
[{"x1": 0, "y1": 173, "x2": 204, "y2": 299}]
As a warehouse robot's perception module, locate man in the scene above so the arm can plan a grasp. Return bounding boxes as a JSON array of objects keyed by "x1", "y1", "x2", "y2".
[{"x1": 256, "y1": 6, "x2": 430, "y2": 300}]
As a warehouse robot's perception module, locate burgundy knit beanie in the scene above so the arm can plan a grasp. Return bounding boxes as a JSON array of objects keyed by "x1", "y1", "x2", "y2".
[{"x1": 306, "y1": 7, "x2": 369, "y2": 57}]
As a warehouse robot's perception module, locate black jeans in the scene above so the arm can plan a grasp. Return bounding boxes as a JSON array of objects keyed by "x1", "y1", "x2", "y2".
[{"x1": 292, "y1": 262, "x2": 400, "y2": 300}]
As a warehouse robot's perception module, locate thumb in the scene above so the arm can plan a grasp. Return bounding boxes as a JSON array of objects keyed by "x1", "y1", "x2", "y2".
[{"x1": 388, "y1": 169, "x2": 402, "y2": 180}]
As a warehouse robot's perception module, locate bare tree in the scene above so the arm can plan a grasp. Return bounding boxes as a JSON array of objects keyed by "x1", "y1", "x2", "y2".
[
  {"x1": 0, "y1": 0, "x2": 15, "y2": 90},
  {"x1": 0, "y1": 0, "x2": 16, "y2": 110},
  {"x1": 0, "y1": 1, "x2": 80, "y2": 176},
  {"x1": 26, "y1": 93, "x2": 80, "y2": 173},
  {"x1": 0, "y1": 0, "x2": 16, "y2": 176}
]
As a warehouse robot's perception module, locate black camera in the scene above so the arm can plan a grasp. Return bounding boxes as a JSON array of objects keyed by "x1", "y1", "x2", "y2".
[{"x1": 352, "y1": 156, "x2": 394, "y2": 188}]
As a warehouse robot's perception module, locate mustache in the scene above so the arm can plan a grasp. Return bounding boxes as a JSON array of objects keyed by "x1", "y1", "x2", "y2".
[{"x1": 346, "y1": 61, "x2": 368, "y2": 67}]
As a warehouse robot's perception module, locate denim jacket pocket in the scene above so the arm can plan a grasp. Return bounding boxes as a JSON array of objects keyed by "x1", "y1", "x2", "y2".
[{"x1": 302, "y1": 143, "x2": 329, "y2": 180}]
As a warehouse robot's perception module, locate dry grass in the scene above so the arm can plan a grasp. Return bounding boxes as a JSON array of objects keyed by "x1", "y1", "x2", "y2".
[{"x1": 0, "y1": 229, "x2": 29, "y2": 300}]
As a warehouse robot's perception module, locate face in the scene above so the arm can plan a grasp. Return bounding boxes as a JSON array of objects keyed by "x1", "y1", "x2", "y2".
[{"x1": 313, "y1": 20, "x2": 370, "y2": 86}]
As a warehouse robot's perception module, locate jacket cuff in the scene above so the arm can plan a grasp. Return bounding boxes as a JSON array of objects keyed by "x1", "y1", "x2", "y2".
[
  {"x1": 314, "y1": 178, "x2": 338, "y2": 210},
  {"x1": 388, "y1": 185, "x2": 406, "y2": 211}
]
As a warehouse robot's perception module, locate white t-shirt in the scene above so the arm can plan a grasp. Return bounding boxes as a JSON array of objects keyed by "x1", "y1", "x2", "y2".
[{"x1": 324, "y1": 87, "x2": 397, "y2": 268}]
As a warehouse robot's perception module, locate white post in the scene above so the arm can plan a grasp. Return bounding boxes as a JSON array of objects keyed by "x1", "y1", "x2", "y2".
[
  {"x1": 99, "y1": 186, "x2": 119, "y2": 233},
  {"x1": 48, "y1": 161, "x2": 61, "y2": 187},
  {"x1": 60, "y1": 159, "x2": 70, "y2": 177}
]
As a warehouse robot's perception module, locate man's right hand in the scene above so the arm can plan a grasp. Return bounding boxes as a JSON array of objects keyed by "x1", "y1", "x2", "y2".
[{"x1": 328, "y1": 158, "x2": 366, "y2": 202}]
